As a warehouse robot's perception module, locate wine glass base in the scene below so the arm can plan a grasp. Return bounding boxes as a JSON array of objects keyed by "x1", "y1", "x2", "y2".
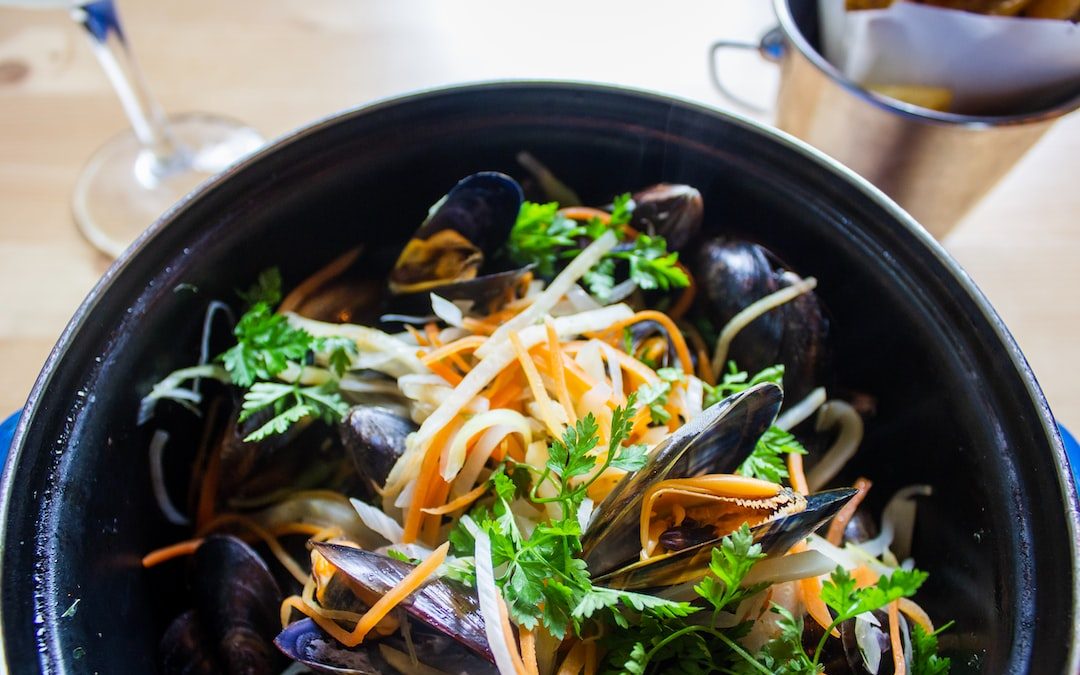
[{"x1": 72, "y1": 112, "x2": 265, "y2": 258}]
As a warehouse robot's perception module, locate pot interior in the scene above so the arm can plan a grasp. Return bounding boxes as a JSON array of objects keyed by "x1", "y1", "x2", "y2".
[{"x1": 2, "y1": 83, "x2": 1075, "y2": 673}]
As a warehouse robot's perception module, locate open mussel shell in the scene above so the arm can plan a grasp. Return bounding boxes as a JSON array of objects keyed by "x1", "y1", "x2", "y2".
[
  {"x1": 276, "y1": 619, "x2": 498, "y2": 675},
  {"x1": 160, "y1": 610, "x2": 221, "y2": 674},
  {"x1": 692, "y1": 237, "x2": 828, "y2": 404},
  {"x1": 595, "y1": 488, "x2": 857, "y2": 593},
  {"x1": 312, "y1": 543, "x2": 493, "y2": 662},
  {"x1": 389, "y1": 172, "x2": 523, "y2": 295},
  {"x1": 582, "y1": 382, "x2": 782, "y2": 576}
]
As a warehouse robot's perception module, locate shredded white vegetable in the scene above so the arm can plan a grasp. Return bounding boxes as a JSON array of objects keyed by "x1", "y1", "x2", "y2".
[
  {"x1": 740, "y1": 549, "x2": 836, "y2": 587},
  {"x1": 477, "y1": 230, "x2": 619, "y2": 358},
  {"x1": 855, "y1": 616, "x2": 885, "y2": 673},
  {"x1": 137, "y1": 364, "x2": 229, "y2": 424},
  {"x1": 441, "y1": 409, "x2": 532, "y2": 482},
  {"x1": 806, "y1": 400, "x2": 864, "y2": 491},
  {"x1": 286, "y1": 313, "x2": 427, "y2": 377},
  {"x1": 148, "y1": 430, "x2": 190, "y2": 526},
  {"x1": 710, "y1": 276, "x2": 818, "y2": 377},
  {"x1": 430, "y1": 293, "x2": 465, "y2": 328},
  {"x1": 861, "y1": 484, "x2": 933, "y2": 560},
  {"x1": 774, "y1": 386, "x2": 827, "y2": 432},
  {"x1": 461, "y1": 516, "x2": 521, "y2": 675},
  {"x1": 350, "y1": 498, "x2": 404, "y2": 544}
]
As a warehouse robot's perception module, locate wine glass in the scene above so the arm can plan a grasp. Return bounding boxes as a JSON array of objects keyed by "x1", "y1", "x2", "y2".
[{"x1": 6, "y1": 0, "x2": 265, "y2": 258}]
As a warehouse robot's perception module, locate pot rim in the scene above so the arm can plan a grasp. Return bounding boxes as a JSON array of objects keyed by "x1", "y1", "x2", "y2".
[
  {"x1": 2, "y1": 80, "x2": 1076, "y2": 671},
  {"x1": 770, "y1": 0, "x2": 1080, "y2": 128}
]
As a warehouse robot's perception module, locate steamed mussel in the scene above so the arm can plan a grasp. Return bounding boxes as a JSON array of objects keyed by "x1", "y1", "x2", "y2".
[{"x1": 140, "y1": 168, "x2": 948, "y2": 675}]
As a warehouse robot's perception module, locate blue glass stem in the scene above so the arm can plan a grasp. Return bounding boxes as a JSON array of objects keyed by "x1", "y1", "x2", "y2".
[{"x1": 71, "y1": 0, "x2": 184, "y2": 182}]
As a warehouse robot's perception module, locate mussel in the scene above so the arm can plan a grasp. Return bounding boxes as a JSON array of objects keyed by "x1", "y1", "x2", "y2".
[
  {"x1": 299, "y1": 543, "x2": 493, "y2": 662},
  {"x1": 582, "y1": 382, "x2": 783, "y2": 574},
  {"x1": 582, "y1": 383, "x2": 856, "y2": 594},
  {"x1": 693, "y1": 237, "x2": 828, "y2": 404},
  {"x1": 338, "y1": 406, "x2": 416, "y2": 501},
  {"x1": 629, "y1": 183, "x2": 704, "y2": 251},
  {"x1": 388, "y1": 172, "x2": 531, "y2": 313},
  {"x1": 160, "y1": 535, "x2": 286, "y2": 675}
]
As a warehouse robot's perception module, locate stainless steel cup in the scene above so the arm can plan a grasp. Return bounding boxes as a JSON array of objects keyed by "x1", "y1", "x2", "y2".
[{"x1": 711, "y1": 0, "x2": 1080, "y2": 239}]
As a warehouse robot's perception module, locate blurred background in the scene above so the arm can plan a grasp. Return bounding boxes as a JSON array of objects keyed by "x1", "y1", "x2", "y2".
[{"x1": 1, "y1": 0, "x2": 1077, "y2": 425}]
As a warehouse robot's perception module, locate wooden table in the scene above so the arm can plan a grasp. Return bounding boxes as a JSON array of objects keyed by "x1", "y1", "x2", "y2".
[{"x1": 2, "y1": 0, "x2": 1078, "y2": 430}]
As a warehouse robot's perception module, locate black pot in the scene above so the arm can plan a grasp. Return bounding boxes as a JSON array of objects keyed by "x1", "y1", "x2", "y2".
[{"x1": 2, "y1": 83, "x2": 1077, "y2": 673}]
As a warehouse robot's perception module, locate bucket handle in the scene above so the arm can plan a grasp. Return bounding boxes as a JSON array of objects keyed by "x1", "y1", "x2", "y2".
[{"x1": 708, "y1": 26, "x2": 785, "y2": 114}]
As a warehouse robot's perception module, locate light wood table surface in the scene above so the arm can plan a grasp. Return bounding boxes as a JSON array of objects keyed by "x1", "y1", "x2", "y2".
[{"x1": 1, "y1": 0, "x2": 1078, "y2": 431}]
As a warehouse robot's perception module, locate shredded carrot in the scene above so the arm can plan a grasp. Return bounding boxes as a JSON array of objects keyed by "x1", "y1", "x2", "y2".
[
  {"x1": 559, "y1": 206, "x2": 612, "y2": 223},
  {"x1": 898, "y1": 597, "x2": 935, "y2": 634},
  {"x1": 497, "y1": 596, "x2": 529, "y2": 675},
  {"x1": 490, "y1": 374, "x2": 527, "y2": 409},
  {"x1": 289, "y1": 542, "x2": 448, "y2": 647},
  {"x1": 520, "y1": 628, "x2": 540, "y2": 675},
  {"x1": 851, "y1": 564, "x2": 879, "y2": 588},
  {"x1": 405, "y1": 323, "x2": 429, "y2": 346},
  {"x1": 463, "y1": 317, "x2": 496, "y2": 335},
  {"x1": 591, "y1": 310, "x2": 694, "y2": 377},
  {"x1": 600, "y1": 346, "x2": 662, "y2": 387},
  {"x1": 422, "y1": 335, "x2": 487, "y2": 367},
  {"x1": 422, "y1": 482, "x2": 490, "y2": 515},
  {"x1": 403, "y1": 421, "x2": 458, "y2": 543},
  {"x1": 195, "y1": 423, "x2": 223, "y2": 529},
  {"x1": 681, "y1": 322, "x2": 715, "y2": 385},
  {"x1": 788, "y1": 452, "x2": 809, "y2": 495},
  {"x1": 889, "y1": 600, "x2": 907, "y2": 675},
  {"x1": 545, "y1": 317, "x2": 577, "y2": 425},
  {"x1": 421, "y1": 479, "x2": 451, "y2": 545},
  {"x1": 268, "y1": 522, "x2": 331, "y2": 538},
  {"x1": 556, "y1": 641, "x2": 587, "y2": 675},
  {"x1": 142, "y1": 538, "x2": 204, "y2": 568},
  {"x1": 667, "y1": 263, "x2": 696, "y2": 321},
  {"x1": 510, "y1": 331, "x2": 563, "y2": 437},
  {"x1": 826, "y1": 477, "x2": 872, "y2": 545},
  {"x1": 187, "y1": 397, "x2": 221, "y2": 517},
  {"x1": 424, "y1": 322, "x2": 442, "y2": 347},
  {"x1": 278, "y1": 247, "x2": 361, "y2": 314},
  {"x1": 425, "y1": 359, "x2": 464, "y2": 386}
]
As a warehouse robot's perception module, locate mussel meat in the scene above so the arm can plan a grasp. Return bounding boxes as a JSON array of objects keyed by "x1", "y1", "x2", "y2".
[
  {"x1": 693, "y1": 237, "x2": 828, "y2": 404},
  {"x1": 582, "y1": 382, "x2": 783, "y2": 574}
]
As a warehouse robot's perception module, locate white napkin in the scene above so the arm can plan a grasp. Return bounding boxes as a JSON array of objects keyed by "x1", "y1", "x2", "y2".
[{"x1": 820, "y1": 0, "x2": 1080, "y2": 114}]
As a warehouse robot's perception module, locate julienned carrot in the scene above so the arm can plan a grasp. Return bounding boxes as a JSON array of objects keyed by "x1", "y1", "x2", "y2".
[
  {"x1": 196, "y1": 512, "x2": 309, "y2": 584},
  {"x1": 497, "y1": 596, "x2": 529, "y2": 675},
  {"x1": 278, "y1": 247, "x2": 361, "y2": 314},
  {"x1": 424, "y1": 322, "x2": 442, "y2": 347},
  {"x1": 142, "y1": 538, "x2": 204, "y2": 567},
  {"x1": 898, "y1": 597, "x2": 935, "y2": 634},
  {"x1": 307, "y1": 542, "x2": 450, "y2": 647},
  {"x1": 421, "y1": 478, "x2": 451, "y2": 545},
  {"x1": 826, "y1": 477, "x2": 872, "y2": 545},
  {"x1": 680, "y1": 321, "x2": 716, "y2": 385},
  {"x1": 421, "y1": 482, "x2": 489, "y2": 515},
  {"x1": 403, "y1": 422, "x2": 458, "y2": 543},
  {"x1": 584, "y1": 641, "x2": 597, "y2": 675},
  {"x1": 462, "y1": 317, "x2": 496, "y2": 335},
  {"x1": 509, "y1": 331, "x2": 563, "y2": 438},
  {"x1": 556, "y1": 641, "x2": 587, "y2": 675},
  {"x1": 591, "y1": 310, "x2": 694, "y2": 377},
  {"x1": 667, "y1": 263, "x2": 696, "y2": 321},
  {"x1": 889, "y1": 601, "x2": 907, "y2": 675},
  {"x1": 558, "y1": 206, "x2": 612, "y2": 223},
  {"x1": 405, "y1": 323, "x2": 429, "y2": 346},
  {"x1": 545, "y1": 317, "x2": 577, "y2": 425},
  {"x1": 421, "y1": 335, "x2": 487, "y2": 367},
  {"x1": 791, "y1": 542, "x2": 839, "y2": 638},
  {"x1": 425, "y1": 359, "x2": 463, "y2": 386},
  {"x1": 787, "y1": 452, "x2": 809, "y2": 495},
  {"x1": 520, "y1": 627, "x2": 540, "y2": 675},
  {"x1": 598, "y1": 346, "x2": 661, "y2": 387}
]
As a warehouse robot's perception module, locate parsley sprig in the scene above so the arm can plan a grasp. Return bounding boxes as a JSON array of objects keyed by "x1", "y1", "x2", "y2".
[
  {"x1": 455, "y1": 397, "x2": 692, "y2": 638},
  {"x1": 507, "y1": 194, "x2": 689, "y2": 300},
  {"x1": 214, "y1": 268, "x2": 357, "y2": 441}
]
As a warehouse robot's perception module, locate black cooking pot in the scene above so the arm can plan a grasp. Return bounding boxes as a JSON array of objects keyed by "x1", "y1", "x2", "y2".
[{"x1": 1, "y1": 83, "x2": 1077, "y2": 673}]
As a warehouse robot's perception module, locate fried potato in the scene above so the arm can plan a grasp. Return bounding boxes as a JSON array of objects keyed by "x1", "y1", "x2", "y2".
[{"x1": 1022, "y1": 0, "x2": 1080, "y2": 18}]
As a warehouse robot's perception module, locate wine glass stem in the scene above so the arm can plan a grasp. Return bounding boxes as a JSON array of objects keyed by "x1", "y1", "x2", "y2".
[{"x1": 71, "y1": 0, "x2": 183, "y2": 180}]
